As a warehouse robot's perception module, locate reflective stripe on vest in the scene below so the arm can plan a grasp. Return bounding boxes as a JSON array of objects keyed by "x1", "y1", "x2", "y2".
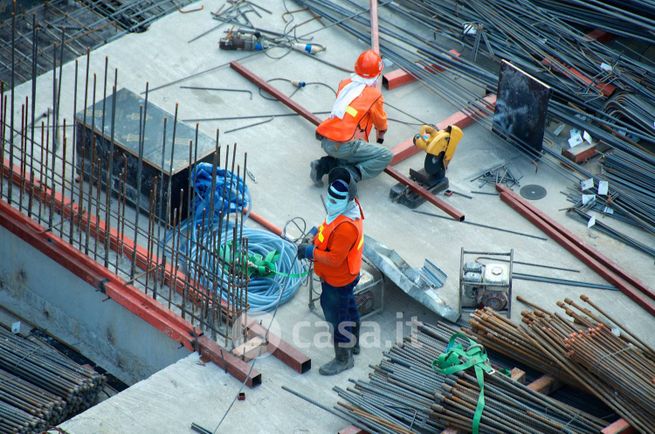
[
  {"x1": 313, "y1": 215, "x2": 364, "y2": 276},
  {"x1": 316, "y1": 79, "x2": 382, "y2": 143}
]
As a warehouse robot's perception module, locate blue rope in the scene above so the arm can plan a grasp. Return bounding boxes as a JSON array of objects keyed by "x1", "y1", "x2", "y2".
[{"x1": 169, "y1": 163, "x2": 304, "y2": 312}]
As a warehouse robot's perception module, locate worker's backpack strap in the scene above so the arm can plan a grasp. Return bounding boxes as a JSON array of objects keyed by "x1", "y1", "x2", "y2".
[{"x1": 432, "y1": 333, "x2": 494, "y2": 434}]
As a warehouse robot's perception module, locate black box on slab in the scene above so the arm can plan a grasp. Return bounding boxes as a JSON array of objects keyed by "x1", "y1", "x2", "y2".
[{"x1": 75, "y1": 88, "x2": 216, "y2": 221}]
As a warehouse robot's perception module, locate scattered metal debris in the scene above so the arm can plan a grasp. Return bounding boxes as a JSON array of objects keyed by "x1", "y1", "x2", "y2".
[
  {"x1": 0, "y1": 0, "x2": 193, "y2": 84},
  {"x1": 470, "y1": 163, "x2": 522, "y2": 189}
]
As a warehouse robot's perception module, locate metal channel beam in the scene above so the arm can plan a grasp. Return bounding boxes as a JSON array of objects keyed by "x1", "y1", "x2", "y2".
[
  {"x1": 247, "y1": 320, "x2": 311, "y2": 374},
  {"x1": 497, "y1": 184, "x2": 655, "y2": 315},
  {"x1": 230, "y1": 61, "x2": 321, "y2": 125}
]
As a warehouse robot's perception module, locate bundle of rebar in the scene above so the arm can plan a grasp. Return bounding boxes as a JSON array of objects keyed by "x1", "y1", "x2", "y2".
[
  {"x1": 531, "y1": 0, "x2": 655, "y2": 45},
  {"x1": 466, "y1": 295, "x2": 655, "y2": 433},
  {"x1": 463, "y1": 307, "x2": 582, "y2": 387},
  {"x1": 0, "y1": 327, "x2": 105, "y2": 433},
  {"x1": 566, "y1": 208, "x2": 655, "y2": 257},
  {"x1": 601, "y1": 150, "x2": 655, "y2": 232},
  {"x1": 332, "y1": 321, "x2": 606, "y2": 433}
]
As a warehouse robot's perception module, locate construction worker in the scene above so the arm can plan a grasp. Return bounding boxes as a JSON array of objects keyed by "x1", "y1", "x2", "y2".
[
  {"x1": 297, "y1": 168, "x2": 364, "y2": 375},
  {"x1": 311, "y1": 50, "x2": 392, "y2": 186}
]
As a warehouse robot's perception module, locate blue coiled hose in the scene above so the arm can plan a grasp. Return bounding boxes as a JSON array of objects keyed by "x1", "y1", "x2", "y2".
[{"x1": 170, "y1": 163, "x2": 305, "y2": 312}]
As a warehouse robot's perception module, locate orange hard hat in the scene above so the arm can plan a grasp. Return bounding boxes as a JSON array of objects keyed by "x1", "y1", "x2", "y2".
[{"x1": 354, "y1": 50, "x2": 383, "y2": 79}]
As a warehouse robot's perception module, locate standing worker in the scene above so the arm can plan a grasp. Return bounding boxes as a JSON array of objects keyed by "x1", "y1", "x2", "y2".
[
  {"x1": 298, "y1": 168, "x2": 364, "y2": 375},
  {"x1": 311, "y1": 50, "x2": 392, "y2": 186}
]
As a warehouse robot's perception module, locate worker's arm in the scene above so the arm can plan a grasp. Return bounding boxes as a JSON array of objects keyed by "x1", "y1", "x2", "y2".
[
  {"x1": 370, "y1": 94, "x2": 388, "y2": 142},
  {"x1": 313, "y1": 223, "x2": 358, "y2": 267}
]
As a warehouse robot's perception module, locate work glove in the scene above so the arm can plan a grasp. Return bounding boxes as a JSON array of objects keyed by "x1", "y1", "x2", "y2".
[
  {"x1": 376, "y1": 130, "x2": 386, "y2": 144},
  {"x1": 297, "y1": 243, "x2": 315, "y2": 260}
]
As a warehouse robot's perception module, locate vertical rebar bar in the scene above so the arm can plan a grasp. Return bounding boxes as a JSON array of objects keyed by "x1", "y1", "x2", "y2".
[
  {"x1": 104, "y1": 68, "x2": 118, "y2": 267},
  {"x1": 68, "y1": 60, "x2": 78, "y2": 244},
  {"x1": 29, "y1": 13, "x2": 37, "y2": 218},
  {"x1": 8, "y1": 0, "x2": 16, "y2": 202}
]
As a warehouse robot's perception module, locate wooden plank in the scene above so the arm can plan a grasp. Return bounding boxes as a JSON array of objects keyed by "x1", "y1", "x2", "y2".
[
  {"x1": 526, "y1": 374, "x2": 562, "y2": 395},
  {"x1": 601, "y1": 418, "x2": 637, "y2": 434},
  {"x1": 339, "y1": 426, "x2": 368, "y2": 434},
  {"x1": 510, "y1": 367, "x2": 526, "y2": 384}
]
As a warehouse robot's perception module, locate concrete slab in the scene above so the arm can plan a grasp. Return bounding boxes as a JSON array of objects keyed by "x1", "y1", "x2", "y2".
[
  {"x1": 4, "y1": 0, "x2": 654, "y2": 431},
  {"x1": 59, "y1": 352, "x2": 346, "y2": 434}
]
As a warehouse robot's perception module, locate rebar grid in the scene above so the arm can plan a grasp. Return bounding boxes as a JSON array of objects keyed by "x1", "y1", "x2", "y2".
[
  {"x1": 0, "y1": 3, "x2": 249, "y2": 347},
  {"x1": 0, "y1": 0, "x2": 193, "y2": 84}
]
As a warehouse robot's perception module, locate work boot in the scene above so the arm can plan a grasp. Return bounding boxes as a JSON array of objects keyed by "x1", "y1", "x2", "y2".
[
  {"x1": 310, "y1": 157, "x2": 337, "y2": 187},
  {"x1": 319, "y1": 344, "x2": 354, "y2": 376},
  {"x1": 352, "y1": 322, "x2": 361, "y2": 355},
  {"x1": 310, "y1": 160, "x2": 324, "y2": 187}
]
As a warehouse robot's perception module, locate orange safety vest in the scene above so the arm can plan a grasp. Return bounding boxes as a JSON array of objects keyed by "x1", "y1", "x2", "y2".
[
  {"x1": 313, "y1": 204, "x2": 365, "y2": 285},
  {"x1": 316, "y1": 79, "x2": 383, "y2": 143}
]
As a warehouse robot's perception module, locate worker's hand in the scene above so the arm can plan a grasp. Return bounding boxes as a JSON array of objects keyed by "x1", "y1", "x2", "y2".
[
  {"x1": 297, "y1": 243, "x2": 315, "y2": 260},
  {"x1": 376, "y1": 130, "x2": 386, "y2": 144}
]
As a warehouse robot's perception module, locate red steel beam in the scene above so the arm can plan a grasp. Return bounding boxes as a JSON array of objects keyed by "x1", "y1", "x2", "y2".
[
  {"x1": 497, "y1": 184, "x2": 655, "y2": 315},
  {"x1": 497, "y1": 184, "x2": 654, "y2": 300},
  {"x1": 1, "y1": 158, "x2": 211, "y2": 305},
  {"x1": 0, "y1": 198, "x2": 261, "y2": 387},
  {"x1": 370, "y1": 0, "x2": 379, "y2": 55},
  {"x1": 542, "y1": 55, "x2": 615, "y2": 97},
  {"x1": 385, "y1": 28, "x2": 612, "y2": 93},
  {"x1": 586, "y1": 29, "x2": 614, "y2": 43},
  {"x1": 339, "y1": 427, "x2": 368, "y2": 434},
  {"x1": 390, "y1": 94, "x2": 497, "y2": 165},
  {"x1": 246, "y1": 209, "x2": 283, "y2": 236},
  {"x1": 385, "y1": 166, "x2": 464, "y2": 221},
  {"x1": 383, "y1": 49, "x2": 461, "y2": 90},
  {"x1": 230, "y1": 62, "x2": 465, "y2": 221},
  {"x1": 197, "y1": 335, "x2": 261, "y2": 387},
  {"x1": 247, "y1": 320, "x2": 311, "y2": 374}
]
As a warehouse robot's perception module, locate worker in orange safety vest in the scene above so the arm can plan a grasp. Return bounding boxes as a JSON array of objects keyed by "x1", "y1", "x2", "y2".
[
  {"x1": 297, "y1": 168, "x2": 364, "y2": 375},
  {"x1": 311, "y1": 50, "x2": 392, "y2": 186}
]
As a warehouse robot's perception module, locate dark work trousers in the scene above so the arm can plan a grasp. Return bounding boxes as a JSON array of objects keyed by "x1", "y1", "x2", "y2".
[{"x1": 320, "y1": 276, "x2": 360, "y2": 346}]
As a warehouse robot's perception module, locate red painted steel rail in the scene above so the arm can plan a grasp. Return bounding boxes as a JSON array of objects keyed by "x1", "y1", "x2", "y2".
[
  {"x1": 390, "y1": 93, "x2": 497, "y2": 165},
  {"x1": 497, "y1": 184, "x2": 655, "y2": 315}
]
